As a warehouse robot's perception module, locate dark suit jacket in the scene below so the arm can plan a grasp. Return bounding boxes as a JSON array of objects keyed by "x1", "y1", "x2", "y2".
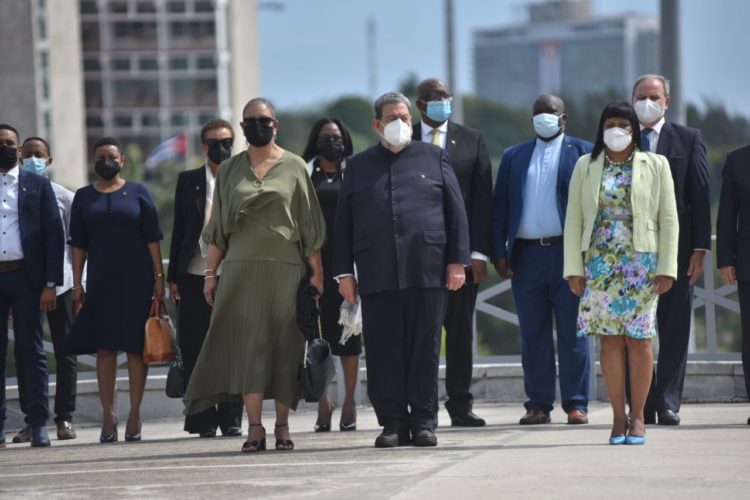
[
  {"x1": 333, "y1": 141, "x2": 470, "y2": 295},
  {"x1": 412, "y1": 121, "x2": 492, "y2": 257},
  {"x1": 167, "y1": 166, "x2": 207, "y2": 283},
  {"x1": 716, "y1": 145, "x2": 750, "y2": 281},
  {"x1": 17, "y1": 169, "x2": 64, "y2": 289},
  {"x1": 491, "y1": 135, "x2": 593, "y2": 268},
  {"x1": 655, "y1": 122, "x2": 711, "y2": 267}
]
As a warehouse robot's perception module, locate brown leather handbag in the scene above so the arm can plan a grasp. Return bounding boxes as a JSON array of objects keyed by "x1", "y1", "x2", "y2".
[{"x1": 143, "y1": 298, "x2": 176, "y2": 365}]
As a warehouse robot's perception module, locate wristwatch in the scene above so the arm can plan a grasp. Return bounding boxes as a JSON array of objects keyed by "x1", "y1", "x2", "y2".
[{"x1": 46, "y1": 281, "x2": 56, "y2": 288}]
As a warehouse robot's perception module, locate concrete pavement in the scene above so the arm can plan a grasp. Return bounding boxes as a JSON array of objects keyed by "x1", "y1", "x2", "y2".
[{"x1": 0, "y1": 402, "x2": 748, "y2": 499}]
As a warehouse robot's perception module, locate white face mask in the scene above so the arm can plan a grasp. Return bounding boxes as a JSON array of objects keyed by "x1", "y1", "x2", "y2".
[
  {"x1": 634, "y1": 98, "x2": 665, "y2": 124},
  {"x1": 603, "y1": 127, "x2": 632, "y2": 152},
  {"x1": 381, "y1": 119, "x2": 412, "y2": 148},
  {"x1": 532, "y1": 113, "x2": 561, "y2": 139}
]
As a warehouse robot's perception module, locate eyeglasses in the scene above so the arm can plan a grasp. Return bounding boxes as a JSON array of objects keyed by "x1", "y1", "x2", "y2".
[
  {"x1": 205, "y1": 138, "x2": 234, "y2": 149},
  {"x1": 243, "y1": 116, "x2": 276, "y2": 128},
  {"x1": 419, "y1": 94, "x2": 454, "y2": 103}
]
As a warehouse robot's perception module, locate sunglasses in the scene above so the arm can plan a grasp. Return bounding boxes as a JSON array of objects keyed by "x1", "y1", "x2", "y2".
[
  {"x1": 243, "y1": 116, "x2": 276, "y2": 128},
  {"x1": 205, "y1": 138, "x2": 234, "y2": 149}
]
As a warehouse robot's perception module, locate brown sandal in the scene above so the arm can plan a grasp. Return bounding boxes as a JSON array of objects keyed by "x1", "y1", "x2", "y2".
[{"x1": 241, "y1": 423, "x2": 266, "y2": 453}]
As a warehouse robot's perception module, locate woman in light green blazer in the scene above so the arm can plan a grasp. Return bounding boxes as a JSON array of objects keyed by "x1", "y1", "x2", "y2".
[{"x1": 563, "y1": 101, "x2": 679, "y2": 445}]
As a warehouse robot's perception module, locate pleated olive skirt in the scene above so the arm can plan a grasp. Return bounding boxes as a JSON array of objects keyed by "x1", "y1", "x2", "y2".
[{"x1": 183, "y1": 261, "x2": 305, "y2": 414}]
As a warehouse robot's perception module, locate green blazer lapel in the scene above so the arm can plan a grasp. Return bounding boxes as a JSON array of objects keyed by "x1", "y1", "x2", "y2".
[
  {"x1": 630, "y1": 151, "x2": 647, "y2": 209},
  {"x1": 586, "y1": 154, "x2": 604, "y2": 211}
]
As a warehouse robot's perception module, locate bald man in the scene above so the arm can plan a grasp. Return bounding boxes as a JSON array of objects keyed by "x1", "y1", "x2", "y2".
[{"x1": 491, "y1": 95, "x2": 592, "y2": 425}]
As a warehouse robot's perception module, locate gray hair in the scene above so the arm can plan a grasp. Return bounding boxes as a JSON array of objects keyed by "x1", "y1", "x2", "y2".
[
  {"x1": 242, "y1": 97, "x2": 277, "y2": 118},
  {"x1": 373, "y1": 92, "x2": 411, "y2": 119},
  {"x1": 632, "y1": 74, "x2": 671, "y2": 98}
]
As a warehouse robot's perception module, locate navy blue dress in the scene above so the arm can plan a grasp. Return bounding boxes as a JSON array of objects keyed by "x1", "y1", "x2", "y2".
[{"x1": 67, "y1": 181, "x2": 163, "y2": 354}]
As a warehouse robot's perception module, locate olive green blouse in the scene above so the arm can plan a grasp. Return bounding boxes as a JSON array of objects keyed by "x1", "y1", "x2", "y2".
[{"x1": 202, "y1": 150, "x2": 326, "y2": 265}]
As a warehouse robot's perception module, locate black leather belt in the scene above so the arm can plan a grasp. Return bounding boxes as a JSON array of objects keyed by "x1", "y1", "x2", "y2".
[
  {"x1": 0, "y1": 259, "x2": 23, "y2": 272},
  {"x1": 516, "y1": 236, "x2": 563, "y2": 247}
]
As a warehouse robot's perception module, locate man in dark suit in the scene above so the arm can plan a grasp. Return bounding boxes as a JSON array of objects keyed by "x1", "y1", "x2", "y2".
[
  {"x1": 334, "y1": 92, "x2": 470, "y2": 448},
  {"x1": 412, "y1": 78, "x2": 492, "y2": 427},
  {"x1": 632, "y1": 74, "x2": 711, "y2": 425},
  {"x1": 167, "y1": 119, "x2": 242, "y2": 438},
  {"x1": 0, "y1": 123, "x2": 64, "y2": 448},
  {"x1": 715, "y1": 144, "x2": 750, "y2": 425},
  {"x1": 492, "y1": 95, "x2": 592, "y2": 425}
]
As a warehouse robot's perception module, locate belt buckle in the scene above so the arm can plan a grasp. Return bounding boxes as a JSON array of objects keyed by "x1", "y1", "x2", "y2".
[{"x1": 539, "y1": 237, "x2": 551, "y2": 246}]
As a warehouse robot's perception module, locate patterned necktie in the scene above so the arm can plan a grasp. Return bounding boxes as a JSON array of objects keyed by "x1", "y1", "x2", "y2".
[
  {"x1": 641, "y1": 128, "x2": 653, "y2": 152},
  {"x1": 430, "y1": 128, "x2": 441, "y2": 146}
]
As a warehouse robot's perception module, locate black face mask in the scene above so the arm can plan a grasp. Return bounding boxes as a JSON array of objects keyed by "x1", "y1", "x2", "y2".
[
  {"x1": 317, "y1": 137, "x2": 345, "y2": 162},
  {"x1": 94, "y1": 158, "x2": 121, "y2": 180},
  {"x1": 243, "y1": 122, "x2": 275, "y2": 147},
  {"x1": 0, "y1": 144, "x2": 18, "y2": 169},
  {"x1": 206, "y1": 139, "x2": 233, "y2": 165}
]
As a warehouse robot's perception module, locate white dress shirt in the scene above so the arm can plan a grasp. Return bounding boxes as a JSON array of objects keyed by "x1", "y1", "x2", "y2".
[
  {"x1": 516, "y1": 134, "x2": 565, "y2": 239},
  {"x1": 420, "y1": 120, "x2": 448, "y2": 149},
  {"x1": 188, "y1": 164, "x2": 222, "y2": 276},
  {"x1": 0, "y1": 166, "x2": 24, "y2": 261},
  {"x1": 640, "y1": 117, "x2": 666, "y2": 153}
]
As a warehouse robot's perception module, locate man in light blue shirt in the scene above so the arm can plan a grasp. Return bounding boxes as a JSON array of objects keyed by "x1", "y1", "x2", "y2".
[{"x1": 492, "y1": 95, "x2": 593, "y2": 425}]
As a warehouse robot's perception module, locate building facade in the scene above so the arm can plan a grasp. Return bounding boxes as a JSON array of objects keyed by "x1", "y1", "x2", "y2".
[
  {"x1": 473, "y1": 0, "x2": 659, "y2": 109},
  {"x1": 0, "y1": 0, "x2": 259, "y2": 189}
]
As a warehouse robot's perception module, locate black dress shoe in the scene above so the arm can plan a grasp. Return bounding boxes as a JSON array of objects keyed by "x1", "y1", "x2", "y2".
[
  {"x1": 222, "y1": 427, "x2": 242, "y2": 437},
  {"x1": 199, "y1": 430, "x2": 217, "y2": 438},
  {"x1": 657, "y1": 409, "x2": 681, "y2": 426},
  {"x1": 12, "y1": 425, "x2": 31, "y2": 443},
  {"x1": 374, "y1": 426, "x2": 411, "y2": 448},
  {"x1": 31, "y1": 426, "x2": 51, "y2": 447},
  {"x1": 412, "y1": 428, "x2": 438, "y2": 447},
  {"x1": 451, "y1": 411, "x2": 486, "y2": 427}
]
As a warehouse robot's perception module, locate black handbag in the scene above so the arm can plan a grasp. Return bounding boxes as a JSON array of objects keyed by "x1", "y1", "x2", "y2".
[
  {"x1": 299, "y1": 337, "x2": 336, "y2": 402},
  {"x1": 165, "y1": 344, "x2": 186, "y2": 399}
]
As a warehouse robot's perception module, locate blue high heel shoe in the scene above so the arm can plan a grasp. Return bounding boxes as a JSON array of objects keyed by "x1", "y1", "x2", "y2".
[
  {"x1": 609, "y1": 435, "x2": 626, "y2": 445},
  {"x1": 625, "y1": 435, "x2": 646, "y2": 445}
]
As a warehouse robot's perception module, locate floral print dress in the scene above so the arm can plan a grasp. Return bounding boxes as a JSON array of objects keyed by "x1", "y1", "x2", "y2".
[{"x1": 577, "y1": 160, "x2": 658, "y2": 339}]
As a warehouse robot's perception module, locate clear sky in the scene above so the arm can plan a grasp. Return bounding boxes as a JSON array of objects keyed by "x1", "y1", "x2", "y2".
[{"x1": 256, "y1": 0, "x2": 750, "y2": 117}]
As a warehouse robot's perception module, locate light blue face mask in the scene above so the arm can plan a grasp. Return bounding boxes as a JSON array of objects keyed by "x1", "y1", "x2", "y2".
[
  {"x1": 426, "y1": 100, "x2": 452, "y2": 122},
  {"x1": 532, "y1": 113, "x2": 561, "y2": 139},
  {"x1": 21, "y1": 156, "x2": 48, "y2": 176}
]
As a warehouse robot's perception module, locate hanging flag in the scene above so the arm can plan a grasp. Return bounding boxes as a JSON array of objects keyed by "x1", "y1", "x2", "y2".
[{"x1": 144, "y1": 133, "x2": 187, "y2": 170}]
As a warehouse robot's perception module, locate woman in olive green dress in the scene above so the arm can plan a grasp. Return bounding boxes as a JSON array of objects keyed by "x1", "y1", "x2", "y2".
[{"x1": 183, "y1": 98, "x2": 325, "y2": 453}]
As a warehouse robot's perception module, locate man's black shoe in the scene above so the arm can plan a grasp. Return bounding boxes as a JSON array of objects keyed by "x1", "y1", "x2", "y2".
[
  {"x1": 657, "y1": 409, "x2": 680, "y2": 425},
  {"x1": 374, "y1": 426, "x2": 410, "y2": 448},
  {"x1": 30, "y1": 426, "x2": 51, "y2": 447},
  {"x1": 450, "y1": 411, "x2": 486, "y2": 427},
  {"x1": 412, "y1": 428, "x2": 437, "y2": 447}
]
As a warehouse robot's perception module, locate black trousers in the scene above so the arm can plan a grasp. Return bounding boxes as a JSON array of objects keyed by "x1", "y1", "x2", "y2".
[
  {"x1": 443, "y1": 267, "x2": 478, "y2": 416},
  {"x1": 16, "y1": 290, "x2": 78, "y2": 424},
  {"x1": 739, "y1": 281, "x2": 750, "y2": 402},
  {"x1": 361, "y1": 287, "x2": 446, "y2": 432},
  {"x1": 178, "y1": 274, "x2": 242, "y2": 434},
  {"x1": 648, "y1": 270, "x2": 694, "y2": 413},
  {"x1": 1, "y1": 269, "x2": 49, "y2": 428}
]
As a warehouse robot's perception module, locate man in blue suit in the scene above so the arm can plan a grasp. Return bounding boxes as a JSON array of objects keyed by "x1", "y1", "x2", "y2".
[
  {"x1": 0, "y1": 124, "x2": 64, "y2": 448},
  {"x1": 492, "y1": 95, "x2": 592, "y2": 425}
]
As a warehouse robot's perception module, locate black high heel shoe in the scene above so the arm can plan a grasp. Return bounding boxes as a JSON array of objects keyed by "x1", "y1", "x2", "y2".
[
  {"x1": 314, "y1": 401, "x2": 334, "y2": 432},
  {"x1": 241, "y1": 423, "x2": 266, "y2": 453},
  {"x1": 99, "y1": 418, "x2": 118, "y2": 443},
  {"x1": 275, "y1": 423, "x2": 294, "y2": 451},
  {"x1": 125, "y1": 419, "x2": 142, "y2": 442},
  {"x1": 339, "y1": 404, "x2": 357, "y2": 432}
]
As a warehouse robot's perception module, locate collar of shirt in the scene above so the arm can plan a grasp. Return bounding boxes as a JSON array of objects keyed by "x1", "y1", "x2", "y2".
[
  {"x1": 204, "y1": 163, "x2": 215, "y2": 183},
  {"x1": 1, "y1": 165, "x2": 20, "y2": 180},
  {"x1": 420, "y1": 120, "x2": 448, "y2": 144},
  {"x1": 533, "y1": 132, "x2": 565, "y2": 152},
  {"x1": 640, "y1": 116, "x2": 666, "y2": 135}
]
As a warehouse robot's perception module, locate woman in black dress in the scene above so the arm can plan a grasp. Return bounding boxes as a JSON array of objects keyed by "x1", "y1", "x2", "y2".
[
  {"x1": 67, "y1": 137, "x2": 165, "y2": 443},
  {"x1": 302, "y1": 118, "x2": 361, "y2": 432}
]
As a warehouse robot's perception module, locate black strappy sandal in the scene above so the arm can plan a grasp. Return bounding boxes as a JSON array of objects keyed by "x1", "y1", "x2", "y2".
[
  {"x1": 274, "y1": 423, "x2": 294, "y2": 451},
  {"x1": 241, "y1": 423, "x2": 266, "y2": 453}
]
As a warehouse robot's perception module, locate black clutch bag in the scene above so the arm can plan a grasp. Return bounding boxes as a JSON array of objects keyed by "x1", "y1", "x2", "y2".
[
  {"x1": 298, "y1": 338, "x2": 336, "y2": 402},
  {"x1": 165, "y1": 345, "x2": 186, "y2": 399}
]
